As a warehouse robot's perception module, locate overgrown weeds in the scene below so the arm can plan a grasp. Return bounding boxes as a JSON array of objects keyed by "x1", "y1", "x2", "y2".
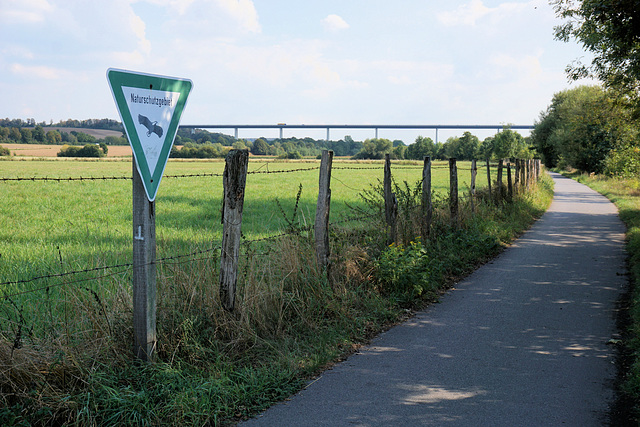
[{"x1": 0, "y1": 170, "x2": 553, "y2": 426}]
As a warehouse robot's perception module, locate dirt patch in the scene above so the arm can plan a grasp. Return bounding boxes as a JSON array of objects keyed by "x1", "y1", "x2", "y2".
[{"x1": 45, "y1": 127, "x2": 124, "y2": 139}]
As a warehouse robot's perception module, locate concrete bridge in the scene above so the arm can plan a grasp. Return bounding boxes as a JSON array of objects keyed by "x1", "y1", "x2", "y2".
[{"x1": 180, "y1": 124, "x2": 535, "y2": 144}]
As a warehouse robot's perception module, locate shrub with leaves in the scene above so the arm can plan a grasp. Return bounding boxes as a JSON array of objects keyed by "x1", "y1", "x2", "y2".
[
  {"x1": 375, "y1": 238, "x2": 442, "y2": 305},
  {"x1": 57, "y1": 143, "x2": 107, "y2": 158}
]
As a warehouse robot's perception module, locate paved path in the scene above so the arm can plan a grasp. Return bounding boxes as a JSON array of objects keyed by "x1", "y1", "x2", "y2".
[{"x1": 243, "y1": 173, "x2": 627, "y2": 426}]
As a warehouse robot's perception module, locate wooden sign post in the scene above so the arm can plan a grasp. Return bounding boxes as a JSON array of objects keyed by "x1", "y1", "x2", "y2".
[
  {"x1": 107, "y1": 69, "x2": 192, "y2": 361},
  {"x1": 132, "y1": 163, "x2": 156, "y2": 361}
]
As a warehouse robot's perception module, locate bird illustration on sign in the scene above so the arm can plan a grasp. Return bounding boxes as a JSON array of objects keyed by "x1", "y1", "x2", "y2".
[{"x1": 138, "y1": 114, "x2": 163, "y2": 138}]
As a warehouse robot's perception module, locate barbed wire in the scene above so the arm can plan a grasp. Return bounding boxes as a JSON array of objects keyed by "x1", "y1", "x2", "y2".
[
  {"x1": 0, "y1": 160, "x2": 515, "y2": 183},
  {"x1": 1, "y1": 264, "x2": 133, "y2": 298},
  {"x1": 332, "y1": 176, "x2": 365, "y2": 192},
  {"x1": 248, "y1": 166, "x2": 319, "y2": 175},
  {"x1": 333, "y1": 166, "x2": 384, "y2": 170},
  {"x1": 0, "y1": 166, "x2": 324, "y2": 183},
  {"x1": 0, "y1": 209, "x2": 379, "y2": 296},
  {"x1": 1, "y1": 262, "x2": 134, "y2": 289},
  {"x1": 0, "y1": 176, "x2": 131, "y2": 182},
  {"x1": 0, "y1": 244, "x2": 223, "y2": 295}
]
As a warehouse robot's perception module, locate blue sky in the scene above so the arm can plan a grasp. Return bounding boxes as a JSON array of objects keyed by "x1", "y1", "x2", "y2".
[{"x1": 1, "y1": 0, "x2": 593, "y2": 143}]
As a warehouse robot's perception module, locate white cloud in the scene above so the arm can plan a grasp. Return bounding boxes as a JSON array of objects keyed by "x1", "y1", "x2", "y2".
[
  {"x1": 437, "y1": 0, "x2": 536, "y2": 27},
  {"x1": 216, "y1": 0, "x2": 261, "y2": 33},
  {"x1": 322, "y1": 14, "x2": 349, "y2": 32},
  {"x1": 0, "y1": 0, "x2": 53, "y2": 24},
  {"x1": 437, "y1": 0, "x2": 489, "y2": 26},
  {"x1": 10, "y1": 63, "x2": 64, "y2": 79},
  {"x1": 129, "y1": 12, "x2": 151, "y2": 55}
]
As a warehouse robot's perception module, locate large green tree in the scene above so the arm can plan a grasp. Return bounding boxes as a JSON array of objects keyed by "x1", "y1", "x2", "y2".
[
  {"x1": 553, "y1": 0, "x2": 640, "y2": 104},
  {"x1": 251, "y1": 138, "x2": 270, "y2": 155},
  {"x1": 443, "y1": 132, "x2": 479, "y2": 160},
  {"x1": 352, "y1": 138, "x2": 393, "y2": 160},
  {"x1": 405, "y1": 136, "x2": 435, "y2": 160},
  {"x1": 532, "y1": 85, "x2": 635, "y2": 173}
]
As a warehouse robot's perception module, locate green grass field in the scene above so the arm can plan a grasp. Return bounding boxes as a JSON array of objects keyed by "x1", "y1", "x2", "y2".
[{"x1": 0, "y1": 157, "x2": 484, "y2": 289}]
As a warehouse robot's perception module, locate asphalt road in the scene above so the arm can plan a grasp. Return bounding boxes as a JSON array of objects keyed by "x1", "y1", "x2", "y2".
[{"x1": 243, "y1": 172, "x2": 627, "y2": 426}]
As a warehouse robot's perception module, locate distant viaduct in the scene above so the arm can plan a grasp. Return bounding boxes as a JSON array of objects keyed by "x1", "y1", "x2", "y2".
[{"x1": 180, "y1": 124, "x2": 535, "y2": 143}]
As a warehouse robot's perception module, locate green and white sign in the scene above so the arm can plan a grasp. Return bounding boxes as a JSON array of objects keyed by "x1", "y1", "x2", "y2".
[{"x1": 107, "y1": 68, "x2": 193, "y2": 201}]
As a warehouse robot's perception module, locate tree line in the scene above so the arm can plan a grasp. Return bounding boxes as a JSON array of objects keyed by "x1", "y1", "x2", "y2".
[
  {"x1": 531, "y1": 85, "x2": 639, "y2": 177},
  {"x1": 0, "y1": 125, "x2": 127, "y2": 146},
  {"x1": 532, "y1": 0, "x2": 640, "y2": 178},
  {"x1": 352, "y1": 127, "x2": 534, "y2": 161},
  {"x1": 0, "y1": 118, "x2": 123, "y2": 132},
  {"x1": 0, "y1": 118, "x2": 536, "y2": 162}
]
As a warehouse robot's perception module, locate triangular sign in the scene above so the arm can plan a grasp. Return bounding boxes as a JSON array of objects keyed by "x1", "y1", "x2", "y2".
[{"x1": 107, "y1": 68, "x2": 193, "y2": 201}]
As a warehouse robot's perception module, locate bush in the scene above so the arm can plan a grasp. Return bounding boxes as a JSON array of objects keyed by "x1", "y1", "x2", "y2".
[
  {"x1": 278, "y1": 151, "x2": 302, "y2": 160},
  {"x1": 376, "y1": 239, "x2": 442, "y2": 304},
  {"x1": 170, "y1": 142, "x2": 228, "y2": 158},
  {"x1": 57, "y1": 144, "x2": 106, "y2": 158},
  {"x1": 0, "y1": 145, "x2": 10, "y2": 156},
  {"x1": 604, "y1": 145, "x2": 640, "y2": 178}
]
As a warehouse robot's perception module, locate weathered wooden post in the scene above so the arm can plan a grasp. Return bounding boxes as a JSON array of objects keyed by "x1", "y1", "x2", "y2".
[
  {"x1": 507, "y1": 161, "x2": 513, "y2": 202},
  {"x1": 471, "y1": 159, "x2": 477, "y2": 214},
  {"x1": 514, "y1": 159, "x2": 520, "y2": 192},
  {"x1": 220, "y1": 149, "x2": 249, "y2": 312},
  {"x1": 133, "y1": 162, "x2": 156, "y2": 362},
  {"x1": 384, "y1": 154, "x2": 398, "y2": 245},
  {"x1": 315, "y1": 150, "x2": 333, "y2": 274},
  {"x1": 421, "y1": 156, "x2": 432, "y2": 240},
  {"x1": 486, "y1": 158, "x2": 492, "y2": 203},
  {"x1": 449, "y1": 158, "x2": 458, "y2": 228},
  {"x1": 497, "y1": 159, "x2": 504, "y2": 201}
]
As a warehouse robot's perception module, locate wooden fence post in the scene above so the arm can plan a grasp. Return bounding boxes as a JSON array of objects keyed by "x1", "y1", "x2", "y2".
[
  {"x1": 449, "y1": 158, "x2": 458, "y2": 228},
  {"x1": 132, "y1": 162, "x2": 156, "y2": 362},
  {"x1": 220, "y1": 149, "x2": 249, "y2": 312},
  {"x1": 497, "y1": 159, "x2": 504, "y2": 201},
  {"x1": 486, "y1": 158, "x2": 492, "y2": 203},
  {"x1": 507, "y1": 161, "x2": 513, "y2": 202},
  {"x1": 384, "y1": 154, "x2": 397, "y2": 245},
  {"x1": 470, "y1": 159, "x2": 477, "y2": 214},
  {"x1": 514, "y1": 159, "x2": 520, "y2": 192},
  {"x1": 421, "y1": 156, "x2": 432, "y2": 240},
  {"x1": 315, "y1": 150, "x2": 333, "y2": 273}
]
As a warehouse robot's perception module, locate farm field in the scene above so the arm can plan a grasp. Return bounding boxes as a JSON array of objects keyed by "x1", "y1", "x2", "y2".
[
  {"x1": 0, "y1": 157, "x2": 482, "y2": 290},
  {"x1": 0, "y1": 155, "x2": 495, "y2": 339},
  {"x1": 1, "y1": 143, "x2": 133, "y2": 158}
]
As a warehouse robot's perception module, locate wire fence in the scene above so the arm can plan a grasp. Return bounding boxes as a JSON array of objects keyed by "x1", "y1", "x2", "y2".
[
  {"x1": 0, "y1": 160, "x2": 389, "y2": 297},
  {"x1": 0, "y1": 157, "x2": 522, "y2": 295},
  {"x1": 0, "y1": 154, "x2": 542, "y2": 368},
  {"x1": 0, "y1": 161, "x2": 500, "y2": 183},
  {"x1": 0, "y1": 211, "x2": 377, "y2": 300}
]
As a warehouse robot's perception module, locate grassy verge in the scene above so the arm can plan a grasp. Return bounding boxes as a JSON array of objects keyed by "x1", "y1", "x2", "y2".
[
  {"x1": 0, "y1": 161, "x2": 553, "y2": 426},
  {"x1": 560, "y1": 172, "x2": 640, "y2": 423}
]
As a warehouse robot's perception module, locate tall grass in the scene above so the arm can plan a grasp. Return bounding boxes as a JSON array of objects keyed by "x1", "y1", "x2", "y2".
[{"x1": 0, "y1": 157, "x2": 549, "y2": 425}]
